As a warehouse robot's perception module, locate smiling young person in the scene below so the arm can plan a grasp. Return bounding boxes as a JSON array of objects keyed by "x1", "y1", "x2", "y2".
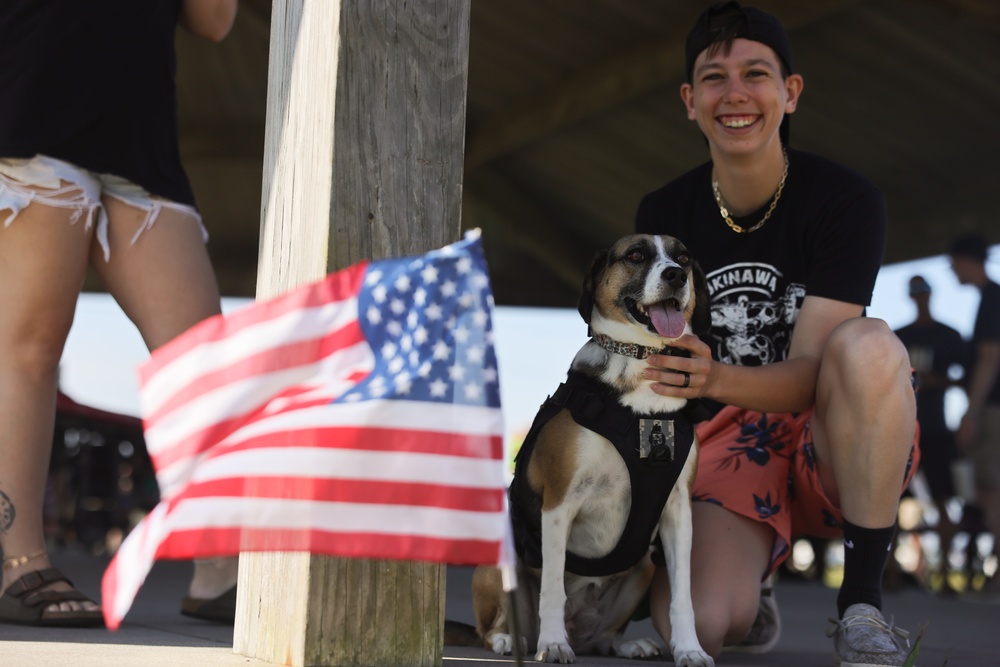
[{"x1": 634, "y1": 3, "x2": 919, "y2": 665}]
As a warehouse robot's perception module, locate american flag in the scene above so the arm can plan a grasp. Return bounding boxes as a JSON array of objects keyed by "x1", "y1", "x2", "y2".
[{"x1": 101, "y1": 231, "x2": 509, "y2": 629}]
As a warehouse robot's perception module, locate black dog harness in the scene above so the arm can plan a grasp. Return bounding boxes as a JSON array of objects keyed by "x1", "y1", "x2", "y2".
[{"x1": 509, "y1": 369, "x2": 707, "y2": 577}]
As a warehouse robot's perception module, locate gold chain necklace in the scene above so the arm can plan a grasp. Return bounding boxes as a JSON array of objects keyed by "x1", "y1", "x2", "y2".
[{"x1": 712, "y1": 149, "x2": 789, "y2": 234}]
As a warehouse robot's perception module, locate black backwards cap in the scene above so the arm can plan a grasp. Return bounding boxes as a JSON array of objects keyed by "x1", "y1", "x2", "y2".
[
  {"x1": 685, "y1": 2, "x2": 795, "y2": 145},
  {"x1": 950, "y1": 234, "x2": 989, "y2": 262}
]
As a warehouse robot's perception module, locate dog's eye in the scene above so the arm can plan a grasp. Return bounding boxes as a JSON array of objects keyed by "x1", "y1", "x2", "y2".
[
  {"x1": 625, "y1": 249, "x2": 646, "y2": 263},
  {"x1": 676, "y1": 253, "x2": 691, "y2": 266}
]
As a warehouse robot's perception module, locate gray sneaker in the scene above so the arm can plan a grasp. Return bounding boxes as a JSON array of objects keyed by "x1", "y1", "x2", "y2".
[
  {"x1": 725, "y1": 584, "x2": 781, "y2": 654},
  {"x1": 827, "y1": 603, "x2": 911, "y2": 667}
]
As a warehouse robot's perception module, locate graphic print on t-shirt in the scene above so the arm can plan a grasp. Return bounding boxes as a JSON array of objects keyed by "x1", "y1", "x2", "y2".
[{"x1": 704, "y1": 262, "x2": 805, "y2": 366}]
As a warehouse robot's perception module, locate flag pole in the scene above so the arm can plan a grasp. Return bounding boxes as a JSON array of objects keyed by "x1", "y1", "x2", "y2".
[{"x1": 500, "y1": 565, "x2": 524, "y2": 666}]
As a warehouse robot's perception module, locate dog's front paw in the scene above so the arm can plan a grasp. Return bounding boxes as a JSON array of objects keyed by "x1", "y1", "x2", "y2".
[
  {"x1": 535, "y1": 641, "x2": 576, "y2": 663},
  {"x1": 486, "y1": 632, "x2": 526, "y2": 656},
  {"x1": 672, "y1": 647, "x2": 714, "y2": 667},
  {"x1": 614, "y1": 637, "x2": 663, "y2": 659}
]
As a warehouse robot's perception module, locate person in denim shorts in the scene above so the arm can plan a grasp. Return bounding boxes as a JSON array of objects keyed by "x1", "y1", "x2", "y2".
[
  {"x1": 0, "y1": 0, "x2": 237, "y2": 627},
  {"x1": 635, "y1": 3, "x2": 919, "y2": 664}
]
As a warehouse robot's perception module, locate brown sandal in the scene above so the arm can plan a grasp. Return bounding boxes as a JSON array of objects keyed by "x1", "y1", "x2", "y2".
[
  {"x1": 180, "y1": 585, "x2": 236, "y2": 624},
  {"x1": 0, "y1": 567, "x2": 104, "y2": 627}
]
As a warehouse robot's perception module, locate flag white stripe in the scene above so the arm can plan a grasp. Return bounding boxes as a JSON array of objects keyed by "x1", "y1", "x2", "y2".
[
  {"x1": 219, "y1": 398, "x2": 505, "y2": 443},
  {"x1": 142, "y1": 299, "x2": 359, "y2": 413},
  {"x1": 144, "y1": 341, "x2": 373, "y2": 455},
  {"x1": 173, "y1": 447, "x2": 505, "y2": 489},
  {"x1": 155, "y1": 402, "x2": 505, "y2": 498},
  {"x1": 153, "y1": 398, "x2": 502, "y2": 477},
  {"x1": 166, "y1": 496, "x2": 509, "y2": 540}
]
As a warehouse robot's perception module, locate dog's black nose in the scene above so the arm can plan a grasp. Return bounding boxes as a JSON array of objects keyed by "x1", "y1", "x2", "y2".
[{"x1": 662, "y1": 267, "x2": 688, "y2": 289}]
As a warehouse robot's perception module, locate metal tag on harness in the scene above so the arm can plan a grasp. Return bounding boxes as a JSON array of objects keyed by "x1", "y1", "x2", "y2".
[{"x1": 639, "y1": 418, "x2": 674, "y2": 464}]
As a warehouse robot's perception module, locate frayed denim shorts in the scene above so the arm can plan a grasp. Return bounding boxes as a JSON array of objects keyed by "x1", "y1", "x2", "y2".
[{"x1": 0, "y1": 154, "x2": 207, "y2": 261}]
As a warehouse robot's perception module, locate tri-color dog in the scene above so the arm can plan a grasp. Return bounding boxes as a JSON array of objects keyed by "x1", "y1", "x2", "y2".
[{"x1": 472, "y1": 234, "x2": 714, "y2": 665}]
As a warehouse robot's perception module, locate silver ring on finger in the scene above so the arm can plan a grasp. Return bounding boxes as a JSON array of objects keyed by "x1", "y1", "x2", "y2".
[{"x1": 681, "y1": 371, "x2": 691, "y2": 389}]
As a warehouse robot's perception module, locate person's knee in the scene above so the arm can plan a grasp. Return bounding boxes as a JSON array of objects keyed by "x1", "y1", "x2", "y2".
[
  {"x1": 692, "y1": 591, "x2": 759, "y2": 657},
  {"x1": 6, "y1": 330, "x2": 68, "y2": 381},
  {"x1": 692, "y1": 617, "x2": 728, "y2": 657},
  {"x1": 825, "y1": 318, "x2": 909, "y2": 389},
  {"x1": 726, "y1": 594, "x2": 760, "y2": 645}
]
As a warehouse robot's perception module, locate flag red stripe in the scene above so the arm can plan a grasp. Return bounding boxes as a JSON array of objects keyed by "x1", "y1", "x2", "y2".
[
  {"x1": 152, "y1": 423, "x2": 504, "y2": 475},
  {"x1": 139, "y1": 262, "x2": 369, "y2": 382},
  {"x1": 152, "y1": 526, "x2": 503, "y2": 566},
  {"x1": 169, "y1": 476, "x2": 505, "y2": 512},
  {"x1": 148, "y1": 389, "x2": 349, "y2": 472},
  {"x1": 204, "y1": 427, "x2": 505, "y2": 461},
  {"x1": 145, "y1": 320, "x2": 367, "y2": 425}
]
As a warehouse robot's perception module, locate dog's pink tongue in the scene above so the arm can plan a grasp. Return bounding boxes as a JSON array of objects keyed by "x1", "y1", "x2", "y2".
[{"x1": 649, "y1": 302, "x2": 686, "y2": 339}]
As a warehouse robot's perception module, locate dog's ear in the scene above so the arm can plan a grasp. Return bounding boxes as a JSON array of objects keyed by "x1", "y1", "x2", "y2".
[
  {"x1": 578, "y1": 249, "x2": 609, "y2": 324},
  {"x1": 690, "y1": 259, "x2": 712, "y2": 335}
]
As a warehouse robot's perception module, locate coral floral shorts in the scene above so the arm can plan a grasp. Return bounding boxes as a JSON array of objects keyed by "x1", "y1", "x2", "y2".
[{"x1": 693, "y1": 404, "x2": 920, "y2": 574}]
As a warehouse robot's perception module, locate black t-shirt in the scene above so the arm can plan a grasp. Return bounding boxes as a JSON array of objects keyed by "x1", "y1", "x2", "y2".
[
  {"x1": 636, "y1": 149, "x2": 886, "y2": 369},
  {"x1": 971, "y1": 280, "x2": 1000, "y2": 406},
  {"x1": 894, "y1": 320, "x2": 965, "y2": 436},
  {"x1": 0, "y1": 0, "x2": 195, "y2": 206}
]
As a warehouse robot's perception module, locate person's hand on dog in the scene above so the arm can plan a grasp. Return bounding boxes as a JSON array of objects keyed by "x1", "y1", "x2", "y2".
[{"x1": 643, "y1": 334, "x2": 714, "y2": 397}]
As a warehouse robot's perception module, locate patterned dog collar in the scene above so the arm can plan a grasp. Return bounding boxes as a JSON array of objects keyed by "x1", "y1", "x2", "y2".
[{"x1": 592, "y1": 333, "x2": 686, "y2": 360}]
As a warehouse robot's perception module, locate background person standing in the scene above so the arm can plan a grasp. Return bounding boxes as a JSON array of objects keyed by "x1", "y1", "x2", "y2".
[
  {"x1": 893, "y1": 274, "x2": 966, "y2": 593},
  {"x1": 948, "y1": 234, "x2": 1000, "y2": 596}
]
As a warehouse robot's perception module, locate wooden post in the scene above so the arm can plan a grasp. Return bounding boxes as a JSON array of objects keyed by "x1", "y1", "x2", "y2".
[{"x1": 232, "y1": 1, "x2": 471, "y2": 665}]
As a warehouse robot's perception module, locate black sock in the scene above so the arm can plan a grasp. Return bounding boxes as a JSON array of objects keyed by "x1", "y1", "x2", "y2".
[{"x1": 836, "y1": 520, "x2": 897, "y2": 618}]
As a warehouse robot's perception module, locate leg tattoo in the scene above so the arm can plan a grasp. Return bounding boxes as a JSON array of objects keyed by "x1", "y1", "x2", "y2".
[{"x1": 0, "y1": 489, "x2": 15, "y2": 535}]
